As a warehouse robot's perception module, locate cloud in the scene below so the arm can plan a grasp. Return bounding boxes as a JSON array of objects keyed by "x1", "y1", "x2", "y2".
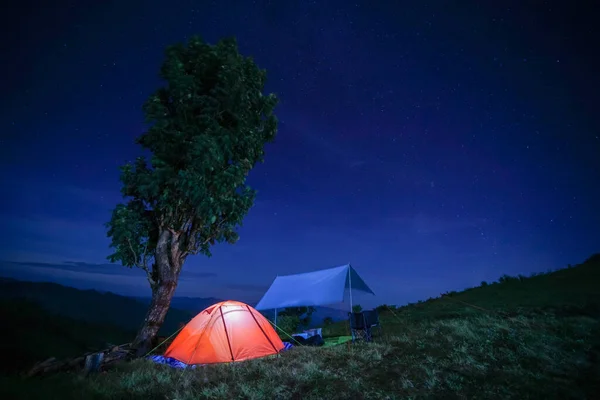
[
  {"x1": 0, "y1": 260, "x2": 217, "y2": 286},
  {"x1": 4, "y1": 260, "x2": 133, "y2": 276},
  {"x1": 0, "y1": 260, "x2": 147, "y2": 294}
]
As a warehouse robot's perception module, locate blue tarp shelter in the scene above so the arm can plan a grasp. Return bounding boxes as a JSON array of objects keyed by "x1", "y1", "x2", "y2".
[{"x1": 255, "y1": 264, "x2": 375, "y2": 324}]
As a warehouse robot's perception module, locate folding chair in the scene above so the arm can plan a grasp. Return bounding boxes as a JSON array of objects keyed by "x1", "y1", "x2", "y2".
[
  {"x1": 363, "y1": 309, "x2": 382, "y2": 338},
  {"x1": 348, "y1": 312, "x2": 372, "y2": 342}
]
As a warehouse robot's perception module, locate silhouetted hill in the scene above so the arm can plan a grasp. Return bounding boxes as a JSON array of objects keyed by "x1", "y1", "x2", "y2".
[
  {"x1": 133, "y1": 295, "x2": 222, "y2": 314},
  {"x1": 377, "y1": 252, "x2": 600, "y2": 321},
  {"x1": 0, "y1": 278, "x2": 194, "y2": 334},
  {"x1": 0, "y1": 299, "x2": 134, "y2": 374}
]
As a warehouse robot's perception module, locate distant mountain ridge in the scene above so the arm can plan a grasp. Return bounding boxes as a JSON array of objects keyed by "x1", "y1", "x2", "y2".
[
  {"x1": 0, "y1": 277, "x2": 351, "y2": 334},
  {"x1": 133, "y1": 295, "x2": 349, "y2": 327},
  {"x1": 133, "y1": 295, "x2": 223, "y2": 315},
  {"x1": 0, "y1": 298, "x2": 134, "y2": 374},
  {"x1": 0, "y1": 278, "x2": 194, "y2": 334}
]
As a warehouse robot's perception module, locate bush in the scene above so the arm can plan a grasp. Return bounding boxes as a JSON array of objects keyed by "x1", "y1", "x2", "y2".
[
  {"x1": 275, "y1": 315, "x2": 301, "y2": 337},
  {"x1": 499, "y1": 274, "x2": 519, "y2": 284}
]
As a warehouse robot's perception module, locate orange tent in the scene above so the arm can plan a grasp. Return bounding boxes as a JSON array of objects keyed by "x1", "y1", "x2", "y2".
[{"x1": 165, "y1": 300, "x2": 284, "y2": 365}]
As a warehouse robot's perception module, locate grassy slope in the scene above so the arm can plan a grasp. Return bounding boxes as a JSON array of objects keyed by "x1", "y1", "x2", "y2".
[{"x1": 2, "y1": 254, "x2": 600, "y2": 399}]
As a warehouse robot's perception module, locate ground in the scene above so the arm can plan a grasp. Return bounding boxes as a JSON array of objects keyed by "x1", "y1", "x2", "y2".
[{"x1": 1, "y1": 254, "x2": 599, "y2": 399}]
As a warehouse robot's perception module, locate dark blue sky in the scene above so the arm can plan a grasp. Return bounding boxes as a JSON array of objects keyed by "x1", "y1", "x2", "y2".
[{"x1": 1, "y1": 0, "x2": 598, "y2": 307}]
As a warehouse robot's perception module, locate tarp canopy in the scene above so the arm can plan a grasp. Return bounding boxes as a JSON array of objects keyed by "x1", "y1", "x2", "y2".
[{"x1": 254, "y1": 264, "x2": 375, "y2": 311}]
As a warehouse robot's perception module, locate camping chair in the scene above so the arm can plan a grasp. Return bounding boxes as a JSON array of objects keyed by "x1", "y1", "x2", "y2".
[
  {"x1": 348, "y1": 312, "x2": 372, "y2": 342},
  {"x1": 363, "y1": 309, "x2": 382, "y2": 338}
]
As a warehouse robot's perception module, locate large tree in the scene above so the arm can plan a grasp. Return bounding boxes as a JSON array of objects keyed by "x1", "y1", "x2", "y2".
[{"x1": 105, "y1": 36, "x2": 278, "y2": 355}]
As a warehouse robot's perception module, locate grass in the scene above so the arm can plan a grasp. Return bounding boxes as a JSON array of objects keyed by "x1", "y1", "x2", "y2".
[{"x1": 2, "y1": 253, "x2": 599, "y2": 399}]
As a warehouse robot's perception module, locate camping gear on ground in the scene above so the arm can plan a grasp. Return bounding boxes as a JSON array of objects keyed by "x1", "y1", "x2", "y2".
[
  {"x1": 322, "y1": 336, "x2": 353, "y2": 347},
  {"x1": 26, "y1": 342, "x2": 132, "y2": 377},
  {"x1": 149, "y1": 340, "x2": 296, "y2": 369},
  {"x1": 148, "y1": 355, "x2": 198, "y2": 369},
  {"x1": 302, "y1": 334, "x2": 325, "y2": 346},
  {"x1": 349, "y1": 309, "x2": 381, "y2": 342},
  {"x1": 83, "y1": 352, "x2": 104, "y2": 374},
  {"x1": 283, "y1": 341, "x2": 294, "y2": 351},
  {"x1": 292, "y1": 327, "x2": 324, "y2": 346},
  {"x1": 292, "y1": 334, "x2": 325, "y2": 346},
  {"x1": 165, "y1": 300, "x2": 285, "y2": 365},
  {"x1": 292, "y1": 328, "x2": 322, "y2": 340}
]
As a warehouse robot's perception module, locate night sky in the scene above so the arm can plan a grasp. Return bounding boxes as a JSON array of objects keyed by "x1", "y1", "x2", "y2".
[{"x1": 2, "y1": 1, "x2": 599, "y2": 308}]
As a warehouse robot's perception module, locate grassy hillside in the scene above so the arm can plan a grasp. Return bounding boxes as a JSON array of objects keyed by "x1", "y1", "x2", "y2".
[
  {"x1": 391, "y1": 253, "x2": 599, "y2": 318},
  {"x1": 2, "y1": 254, "x2": 599, "y2": 399},
  {"x1": 395, "y1": 252, "x2": 600, "y2": 319}
]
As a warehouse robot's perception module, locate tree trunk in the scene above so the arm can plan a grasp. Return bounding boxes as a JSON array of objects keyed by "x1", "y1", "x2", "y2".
[
  {"x1": 132, "y1": 278, "x2": 179, "y2": 357},
  {"x1": 132, "y1": 229, "x2": 184, "y2": 357}
]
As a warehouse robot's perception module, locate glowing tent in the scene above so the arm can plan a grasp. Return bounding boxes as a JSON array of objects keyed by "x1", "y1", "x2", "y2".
[
  {"x1": 255, "y1": 264, "x2": 375, "y2": 313},
  {"x1": 165, "y1": 300, "x2": 284, "y2": 365}
]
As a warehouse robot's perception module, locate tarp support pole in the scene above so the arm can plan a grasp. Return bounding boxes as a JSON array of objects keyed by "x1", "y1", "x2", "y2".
[
  {"x1": 274, "y1": 308, "x2": 278, "y2": 327},
  {"x1": 348, "y1": 265, "x2": 353, "y2": 312}
]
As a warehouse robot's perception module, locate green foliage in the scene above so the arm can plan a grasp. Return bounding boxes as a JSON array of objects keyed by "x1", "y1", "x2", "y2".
[
  {"x1": 375, "y1": 304, "x2": 396, "y2": 313},
  {"x1": 498, "y1": 274, "x2": 519, "y2": 284},
  {"x1": 275, "y1": 316, "x2": 302, "y2": 338},
  {"x1": 105, "y1": 35, "x2": 278, "y2": 275},
  {"x1": 352, "y1": 304, "x2": 362, "y2": 313},
  {"x1": 276, "y1": 307, "x2": 316, "y2": 334},
  {"x1": 584, "y1": 252, "x2": 600, "y2": 264}
]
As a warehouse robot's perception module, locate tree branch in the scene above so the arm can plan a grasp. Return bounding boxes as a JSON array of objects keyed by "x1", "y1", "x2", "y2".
[
  {"x1": 179, "y1": 216, "x2": 194, "y2": 232},
  {"x1": 126, "y1": 237, "x2": 156, "y2": 288}
]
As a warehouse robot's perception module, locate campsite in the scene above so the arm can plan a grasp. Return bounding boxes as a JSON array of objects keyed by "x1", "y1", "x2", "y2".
[
  {"x1": 1, "y1": 254, "x2": 599, "y2": 399},
  {"x1": 3, "y1": 1, "x2": 599, "y2": 399}
]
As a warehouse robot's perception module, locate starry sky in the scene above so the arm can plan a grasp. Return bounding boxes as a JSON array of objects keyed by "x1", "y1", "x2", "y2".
[{"x1": 1, "y1": 0, "x2": 599, "y2": 308}]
